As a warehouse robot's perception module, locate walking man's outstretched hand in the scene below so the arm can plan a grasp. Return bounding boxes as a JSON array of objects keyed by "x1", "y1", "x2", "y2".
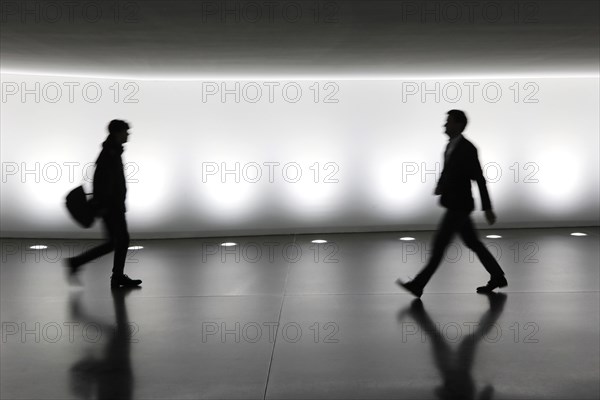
[{"x1": 485, "y1": 210, "x2": 496, "y2": 225}]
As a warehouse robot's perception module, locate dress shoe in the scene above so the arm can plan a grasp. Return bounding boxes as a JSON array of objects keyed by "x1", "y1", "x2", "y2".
[
  {"x1": 395, "y1": 278, "x2": 423, "y2": 298},
  {"x1": 476, "y1": 275, "x2": 507, "y2": 293},
  {"x1": 111, "y1": 274, "x2": 142, "y2": 288}
]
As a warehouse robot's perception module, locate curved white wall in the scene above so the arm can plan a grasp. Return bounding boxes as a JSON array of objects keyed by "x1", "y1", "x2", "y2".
[{"x1": 1, "y1": 74, "x2": 598, "y2": 238}]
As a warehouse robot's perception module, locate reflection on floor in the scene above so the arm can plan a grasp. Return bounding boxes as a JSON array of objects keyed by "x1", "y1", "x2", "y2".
[{"x1": 1, "y1": 227, "x2": 599, "y2": 399}]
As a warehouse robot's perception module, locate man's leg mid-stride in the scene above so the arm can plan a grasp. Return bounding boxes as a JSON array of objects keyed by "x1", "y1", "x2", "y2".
[
  {"x1": 396, "y1": 210, "x2": 468, "y2": 297},
  {"x1": 458, "y1": 217, "x2": 507, "y2": 293}
]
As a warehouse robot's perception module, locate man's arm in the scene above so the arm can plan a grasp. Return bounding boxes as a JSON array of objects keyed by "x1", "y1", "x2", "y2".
[
  {"x1": 91, "y1": 156, "x2": 114, "y2": 216},
  {"x1": 434, "y1": 172, "x2": 444, "y2": 195},
  {"x1": 471, "y1": 147, "x2": 496, "y2": 225}
]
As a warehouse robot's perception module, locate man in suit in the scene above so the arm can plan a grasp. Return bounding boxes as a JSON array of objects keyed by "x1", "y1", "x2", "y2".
[
  {"x1": 396, "y1": 110, "x2": 506, "y2": 297},
  {"x1": 66, "y1": 120, "x2": 142, "y2": 288}
]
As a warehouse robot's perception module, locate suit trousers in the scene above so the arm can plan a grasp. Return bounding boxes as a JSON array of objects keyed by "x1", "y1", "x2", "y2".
[
  {"x1": 413, "y1": 209, "x2": 505, "y2": 288},
  {"x1": 72, "y1": 209, "x2": 130, "y2": 276}
]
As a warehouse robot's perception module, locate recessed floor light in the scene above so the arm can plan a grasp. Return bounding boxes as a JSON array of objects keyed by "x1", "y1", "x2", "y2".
[
  {"x1": 221, "y1": 242, "x2": 237, "y2": 247},
  {"x1": 29, "y1": 245, "x2": 47, "y2": 250},
  {"x1": 128, "y1": 246, "x2": 144, "y2": 250},
  {"x1": 311, "y1": 239, "x2": 327, "y2": 244},
  {"x1": 486, "y1": 235, "x2": 502, "y2": 239},
  {"x1": 399, "y1": 237, "x2": 415, "y2": 241},
  {"x1": 570, "y1": 232, "x2": 587, "y2": 237}
]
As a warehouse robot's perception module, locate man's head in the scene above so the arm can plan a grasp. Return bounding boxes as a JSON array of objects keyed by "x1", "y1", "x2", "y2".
[
  {"x1": 108, "y1": 119, "x2": 130, "y2": 144},
  {"x1": 444, "y1": 110, "x2": 467, "y2": 137}
]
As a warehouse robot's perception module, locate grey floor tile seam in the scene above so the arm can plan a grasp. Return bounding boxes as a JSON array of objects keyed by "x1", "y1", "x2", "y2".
[
  {"x1": 2, "y1": 290, "x2": 598, "y2": 302},
  {"x1": 280, "y1": 290, "x2": 600, "y2": 297},
  {"x1": 262, "y1": 233, "x2": 296, "y2": 400},
  {"x1": 96, "y1": 293, "x2": 286, "y2": 299},
  {"x1": 95, "y1": 289, "x2": 600, "y2": 299},
  {"x1": 0, "y1": 294, "x2": 287, "y2": 300}
]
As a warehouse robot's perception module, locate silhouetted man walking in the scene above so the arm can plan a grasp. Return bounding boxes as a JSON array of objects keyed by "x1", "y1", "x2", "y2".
[
  {"x1": 396, "y1": 110, "x2": 506, "y2": 297},
  {"x1": 66, "y1": 120, "x2": 142, "y2": 288}
]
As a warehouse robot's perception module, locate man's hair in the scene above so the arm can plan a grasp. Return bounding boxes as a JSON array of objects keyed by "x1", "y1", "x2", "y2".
[
  {"x1": 447, "y1": 110, "x2": 467, "y2": 132},
  {"x1": 108, "y1": 119, "x2": 130, "y2": 135}
]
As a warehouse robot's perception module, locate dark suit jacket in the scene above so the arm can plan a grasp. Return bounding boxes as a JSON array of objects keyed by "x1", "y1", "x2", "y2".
[
  {"x1": 92, "y1": 139, "x2": 127, "y2": 214},
  {"x1": 435, "y1": 136, "x2": 492, "y2": 212}
]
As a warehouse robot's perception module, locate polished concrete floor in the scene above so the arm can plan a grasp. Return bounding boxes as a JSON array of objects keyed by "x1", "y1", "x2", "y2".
[{"x1": 1, "y1": 227, "x2": 599, "y2": 399}]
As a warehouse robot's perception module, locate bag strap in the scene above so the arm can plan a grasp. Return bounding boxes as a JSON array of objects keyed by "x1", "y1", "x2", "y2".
[{"x1": 80, "y1": 179, "x2": 93, "y2": 196}]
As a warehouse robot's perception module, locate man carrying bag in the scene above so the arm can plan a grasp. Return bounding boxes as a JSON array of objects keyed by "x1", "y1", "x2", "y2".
[{"x1": 65, "y1": 120, "x2": 142, "y2": 288}]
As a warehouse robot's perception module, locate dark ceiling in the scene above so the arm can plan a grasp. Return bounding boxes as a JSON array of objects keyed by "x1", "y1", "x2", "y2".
[{"x1": 1, "y1": 0, "x2": 598, "y2": 78}]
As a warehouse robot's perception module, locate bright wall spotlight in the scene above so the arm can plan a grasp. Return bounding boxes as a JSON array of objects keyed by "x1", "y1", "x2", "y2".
[
  {"x1": 128, "y1": 246, "x2": 144, "y2": 250},
  {"x1": 221, "y1": 242, "x2": 237, "y2": 247},
  {"x1": 570, "y1": 232, "x2": 588, "y2": 237},
  {"x1": 29, "y1": 245, "x2": 47, "y2": 250},
  {"x1": 311, "y1": 239, "x2": 328, "y2": 244},
  {"x1": 399, "y1": 237, "x2": 415, "y2": 241},
  {"x1": 486, "y1": 235, "x2": 502, "y2": 239}
]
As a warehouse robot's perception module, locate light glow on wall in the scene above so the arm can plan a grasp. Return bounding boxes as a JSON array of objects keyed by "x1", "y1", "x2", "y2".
[{"x1": 1, "y1": 74, "x2": 598, "y2": 238}]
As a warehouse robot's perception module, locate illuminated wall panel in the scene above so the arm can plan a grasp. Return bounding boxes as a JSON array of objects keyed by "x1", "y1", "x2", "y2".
[{"x1": 1, "y1": 74, "x2": 598, "y2": 238}]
